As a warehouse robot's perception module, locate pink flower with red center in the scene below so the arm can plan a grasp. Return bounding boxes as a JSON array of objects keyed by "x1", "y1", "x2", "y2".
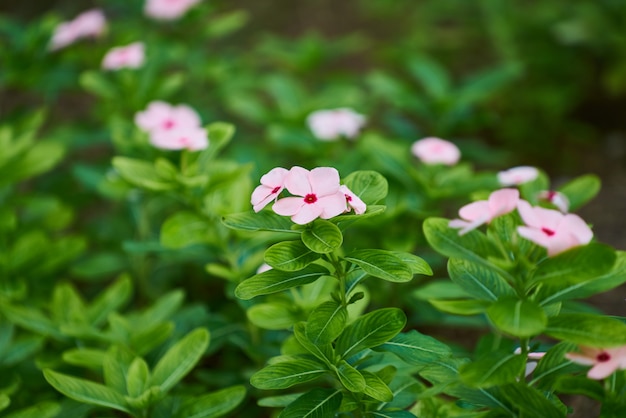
[
  {"x1": 272, "y1": 166, "x2": 347, "y2": 225},
  {"x1": 49, "y1": 9, "x2": 106, "y2": 50},
  {"x1": 449, "y1": 188, "x2": 520, "y2": 235},
  {"x1": 102, "y1": 42, "x2": 145, "y2": 70},
  {"x1": 306, "y1": 108, "x2": 366, "y2": 141},
  {"x1": 135, "y1": 101, "x2": 202, "y2": 133},
  {"x1": 538, "y1": 190, "x2": 570, "y2": 213},
  {"x1": 251, "y1": 167, "x2": 289, "y2": 212},
  {"x1": 149, "y1": 126, "x2": 208, "y2": 151},
  {"x1": 516, "y1": 200, "x2": 593, "y2": 256},
  {"x1": 565, "y1": 345, "x2": 626, "y2": 379},
  {"x1": 497, "y1": 166, "x2": 539, "y2": 186},
  {"x1": 144, "y1": 0, "x2": 202, "y2": 20},
  {"x1": 339, "y1": 185, "x2": 366, "y2": 214},
  {"x1": 411, "y1": 137, "x2": 461, "y2": 166}
]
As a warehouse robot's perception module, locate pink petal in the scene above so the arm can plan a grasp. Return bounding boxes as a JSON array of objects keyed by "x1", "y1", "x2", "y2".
[
  {"x1": 449, "y1": 217, "x2": 489, "y2": 235},
  {"x1": 172, "y1": 104, "x2": 202, "y2": 129},
  {"x1": 561, "y1": 214, "x2": 593, "y2": 245},
  {"x1": 291, "y1": 202, "x2": 324, "y2": 225},
  {"x1": 459, "y1": 201, "x2": 490, "y2": 222},
  {"x1": 488, "y1": 188, "x2": 519, "y2": 217},
  {"x1": 517, "y1": 226, "x2": 552, "y2": 249},
  {"x1": 588, "y1": 361, "x2": 621, "y2": 380},
  {"x1": 284, "y1": 166, "x2": 312, "y2": 197},
  {"x1": 565, "y1": 352, "x2": 596, "y2": 366},
  {"x1": 309, "y1": 167, "x2": 341, "y2": 196},
  {"x1": 340, "y1": 185, "x2": 366, "y2": 214},
  {"x1": 272, "y1": 197, "x2": 304, "y2": 216},
  {"x1": 318, "y1": 192, "x2": 348, "y2": 219},
  {"x1": 497, "y1": 166, "x2": 539, "y2": 186},
  {"x1": 261, "y1": 167, "x2": 289, "y2": 187},
  {"x1": 411, "y1": 137, "x2": 461, "y2": 165},
  {"x1": 251, "y1": 185, "x2": 274, "y2": 212}
]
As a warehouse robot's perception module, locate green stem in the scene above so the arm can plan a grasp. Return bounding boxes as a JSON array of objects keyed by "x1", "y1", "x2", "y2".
[
  {"x1": 518, "y1": 337, "x2": 529, "y2": 382},
  {"x1": 327, "y1": 252, "x2": 347, "y2": 307}
]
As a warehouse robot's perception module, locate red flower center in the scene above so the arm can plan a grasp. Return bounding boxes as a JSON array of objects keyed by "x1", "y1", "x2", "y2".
[
  {"x1": 346, "y1": 194, "x2": 352, "y2": 201},
  {"x1": 541, "y1": 227, "x2": 555, "y2": 237},
  {"x1": 304, "y1": 193, "x2": 317, "y2": 204},
  {"x1": 271, "y1": 186, "x2": 281, "y2": 194},
  {"x1": 163, "y1": 119, "x2": 175, "y2": 129},
  {"x1": 547, "y1": 191, "x2": 557, "y2": 201},
  {"x1": 597, "y1": 352, "x2": 611, "y2": 362}
]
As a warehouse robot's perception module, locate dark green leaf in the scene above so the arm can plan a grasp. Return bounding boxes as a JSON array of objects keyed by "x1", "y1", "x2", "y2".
[
  {"x1": 545, "y1": 314, "x2": 626, "y2": 346},
  {"x1": 306, "y1": 300, "x2": 347, "y2": 345},
  {"x1": 376, "y1": 330, "x2": 452, "y2": 366},
  {"x1": 342, "y1": 170, "x2": 388, "y2": 204},
  {"x1": 235, "y1": 264, "x2": 329, "y2": 299},
  {"x1": 554, "y1": 375, "x2": 605, "y2": 401},
  {"x1": 460, "y1": 350, "x2": 526, "y2": 388},
  {"x1": 301, "y1": 220, "x2": 343, "y2": 254},
  {"x1": 336, "y1": 308, "x2": 406, "y2": 359},
  {"x1": 222, "y1": 211, "x2": 297, "y2": 233},
  {"x1": 429, "y1": 299, "x2": 491, "y2": 315},
  {"x1": 160, "y1": 212, "x2": 214, "y2": 249},
  {"x1": 361, "y1": 371, "x2": 393, "y2": 402},
  {"x1": 112, "y1": 157, "x2": 175, "y2": 191},
  {"x1": 175, "y1": 385, "x2": 246, "y2": 418},
  {"x1": 250, "y1": 358, "x2": 326, "y2": 389},
  {"x1": 344, "y1": 249, "x2": 412, "y2": 283},
  {"x1": 335, "y1": 360, "x2": 366, "y2": 393},
  {"x1": 499, "y1": 382, "x2": 563, "y2": 418},
  {"x1": 265, "y1": 240, "x2": 320, "y2": 271},
  {"x1": 487, "y1": 297, "x2": 547, "y2": 337},
  {"x1": 448, "y1": 258, "x2": 515, "y2": 301},
  {"x1": 277, "y1": 388, "x2": 342, "y2": 418}
]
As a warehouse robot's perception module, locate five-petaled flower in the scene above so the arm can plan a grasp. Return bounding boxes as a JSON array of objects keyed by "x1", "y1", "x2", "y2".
[
  {"x1": 498, "y1": 166, "x2": 539, "y2": 186},
  {"x1": 411, "y1": 137, "x2": 461, "y2": 166},
  {"x1": 306, "y1": 108, "x2": 366, "y2": 141},
  {"x1": 449, "y1": 188, "x2": 519, "y2": 235},
  {"x1": 565, "y1": 345, "x2": 626, "y2": 379},
  {"x1": 340, "y1": 185, "x2": 366, "y2": 215},
  {"x1": 150, "y1": 126, "x2": 208, "y2": 151},
  {"x1": 102, "y1": 42, "x2": 145, "y2": 70},
  {"x1": 538, "y1": 190, "x2": 570, "y2": 213},
  {"x1": 144, "y1": 0, "x2": 203, "y2": 20},
  {"x1": 50, "y1": 9, "x2": 107, "y2": 51},
  {"x1": 272, "y1": 166, "x2": 348, "y2": 225},
  {"x1": 251, "y1": 167, "x2": 289, "y2": 212},
  {"x1": 516, "y1": 200, "x2": 593, "y2": 256}
]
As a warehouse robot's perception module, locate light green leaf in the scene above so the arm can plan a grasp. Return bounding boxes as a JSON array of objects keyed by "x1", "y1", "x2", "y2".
[
  {"x1": 335, "y1": 360, "x2": 366, "y2": 393},
  {"x1": 247, "y1": 302, "x2": 301, "y2": 330},
  {"x1": 3, "y1": 401, "x2": 61, "y2": 418},
  {"x1": 160, "y1": 211, "x2": 213, "y2": 249},
  {"x1": 265, "y1": 240, "x2": 320, "y2": 271},
  {"x1": 150, "y1": 328, "x2": 209, "y2": 392},
  {"x1": 344, "y1": 249, "x2": 412, "y2": 283},
  {"x1": 499, "y1": 382, "x2": 563, "y2": 418},
  {"x1": 487, "y1": 297, "x2": 547, "y2": 338},
  {"x1": 558, "y1": 174, "x2": 601, "y2": 211},
  {"x1": 429, "y1": 299, "x2": 491, "y2": 315},
  {"x1": 460, "y1": 351, "x2": 526, "y2": 388},
  {"x1": 277, "y1": 388, "x2": 342, "y2": 418},
  {"x1": 0, "y1": 304, "x2": 64, "y2": 340},
  {"x1": 112, "y1": 157, "x2": 175, "y2": 191},
  {"x1": 376, "y1": 330, "x2": 452, "y2": 366},
  {"x1": 301, "y1": 220, "x2": 343, "y2": 254},
  {"x1": 553, "y1": 375, "x2": 605, "y2": 401},
  {"x1": 0, "y1": 394, "x2": 9, "y2": 412},
  {"x1": 530, "y1": 342, "x2": 578, "y2": 389},
  {"x1": 87, "y1": 274, "x2": 133, "y2": 327},
  {"x1": 62, "y1": 348, "x2": 106, "y2": 370},
  {"x1": 361, "y1": 370, "x2": 393, "y2": 402},
  {"x1": 306, "y1": 300, "x2": 347, "y2": 345},
  {"x1": 342, "y1": 170, "x2": 388, "y2": 204},
  {"x1": 0, "y1": 142, "x2": 65, "y2": 186},
  {"x1": 389, "y1": 251, "x2": 433, "y2": 276},
  {"x1": 175, "y1": 385, "x2": 246, "y2": 418},
  {"x1": 43, "y1": 369, "x2": 131, "y2": 413},
  {"x1": 196, "y1": 122, "x2": 236, "y2": 165},
  {"x1": 222, "y1": 211, "x2": 297, "y2": 233},
  {"x1": 336, "y1": 308, "x2": 406, "y2": 359},
  {"x1": 293, "y1": 323, "x2": 334, "y2": 366},
  {"x1": 447, "y1": 258, "x2": 515, "y2": 301},
  {"x1": 103, "y1": 345, "x2": 134, "y2": 394},
  {"x1": 545, "y1": 314, "x2": 626, "y2": 347},
  {"x1": 127, "y1": 357, "x2": 150, "y2": 398},
  {"x1": 235, "y1": 264, "x2": 329, "y2": 299},
  {"x1": 250, "y1": 358, "x2": 326, "y2": 389}
]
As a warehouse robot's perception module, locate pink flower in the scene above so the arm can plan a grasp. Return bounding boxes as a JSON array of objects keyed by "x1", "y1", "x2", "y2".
[
  {"x1": 538, "y1": 190, "x2": 570, "y2": 213},
  {"x1": 306, "y1": 108, "x2": 366, "y2": 141},
  {"x1": 565, "y1": 346, "x2": 626, "y2": 379},
  {"x1": 144, "y1": 0, "x2": 202, "y2": 20},
  {"x1": 514, "y1": 348, "x2": 546, "y2": 377},
  {"x1": 498, "y1": 166, "x2": 539, "y2": 186},
  {"x1": 149, "y1": 126, "x2": 208, "y2": 151},
  {"x1": 135, "y1": 101, "x2": 202, "y2": 133},
  {"x1": 273, "y1": 167, "x2": 347, "y2": 225},
  {"x1": 102, "y1": 42, "x2": 145, "y2": 70},
  {"x1": 257, "y1": 263, "x2": 272, "y2": 274},
  {"x1": 516, "y1": 200, "x2": 593, "y2": 256},
  {"x1": 49, "y1": 9, "x2": 106, "y2": 50},
  {"x1": 251, "y1": 167, "x2": 289, "y2": 212},
  {"x1": 340, "y1": 185, "x2": 366, "y2": 215},
  {"x1": 411, "y1": 137, "x2": 461, "y2": 166},
  {"x1": 449, "y1": 188, "x2": 519, "y2": 235}
]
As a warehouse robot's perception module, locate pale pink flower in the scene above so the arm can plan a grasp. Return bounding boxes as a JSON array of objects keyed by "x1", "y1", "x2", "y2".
[
  {"x1": 273, "y1": 167, "x2": 347, "y2": 225},
  {"x1": 149, "y1": 126, "x2": 208, "y2": 151},
  {"x1": 514, "y1": 347, "x2": 546, "y2": 377},
  {"x1": 565, "y1": 345, "x2": 626, "y2": 379},
  {"x1": 516, "y1": 200, "x2": 593, "y2": 256},
  {"x1": 49, "y1": 9, "x2": 106, "y2": 50},
  {"x1": 498, "y1": 166, "x2": 539, "y2": 186},
  {"x1": 144, "y1": 0, "x2": 202, "y2": 20},
  {"x1": 449, "y1": 188, "x2": 519, "y2": 235},
  {"x1": 251, "y1": 167, "x2": 289, "y2": 212},
  {"x1": 411, "y1": 137, "x2": 461, "y2": 165},
  {"x1": 306, "y1": 108, "x2": 366, "y2": 141},
  {"x1": 257, "y1": 263, "x2": 272, "y2": 274},
  {"x1": 135, "y1": 101, "x2": 202, "y2": 133},
  {"x1": 102, "y1": 42, "x2": 145, "y2": 70},
  {"x1": 339, "y1": 185, "x2": 366, "y2": 215},
  {"x1": 538, "y1": 190, "x2": 570, "y2": 213}
]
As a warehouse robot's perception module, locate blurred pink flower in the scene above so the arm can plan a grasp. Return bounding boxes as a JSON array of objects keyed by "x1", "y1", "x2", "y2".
[
  {"x1": 449, "y1": 188, "x2": 519, "y2": 235},
  {"x1": 498, "y1": 166, "x2": 539, "y2": 186},
  {"x1": 538, "y1": 190, "x2": 570, "y2": 213},
  {"x1": 50, "y1": 9, "x2": 106, "y2": 50},
  {"x1": 149, "y1": 126, "x2": 208, "y2": 151},
  {"x1": 306, "y1": 108, "x2": 366, "y2": 141},
  {"x1": 411, "y1": 137, "x2": 460, "y2": 165},
  {"x1": 102, "y1": 42, "x2": 145, "y2": 70},
  {"x1": 135, "y1": 101, "x2": 202, "y2": 133},
  {"x1": 144, "y1": 0, "x2": 202, "y2": 20},
  {"x1": 514, "y1": 347, "x2": 546, "y2": 377},
  {"x1": 340, "y1": 185, "x2": 366, "y2": 215},
  {"x1": 251, "y1": 167, "x2": 289, "y2": 212},
  {"x1": 516, "y1": 200, "x2": 592, "y2": 256},
  {"x1": 257, "y1": 263, "x2": 272, "y2": 274},
  {"x1": 565, "y1": 345, "x2": 626, "y2": 379},
  {"x1": 273, "y1": 166, "x2": 347, "y2": 225}
]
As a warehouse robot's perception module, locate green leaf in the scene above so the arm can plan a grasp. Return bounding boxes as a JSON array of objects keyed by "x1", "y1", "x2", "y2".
[
  {"x1": 342, "y1": 170, "x2": 388, "y2": 204},
  {"x1": 265, "y1": 240, "x2": 320, "y2": 271},
  {"x1": 376, "y1": 330, "x2": 452, "y2": 366},
  {"x1": 175, "y1": 385, "x2": 246, "y2": 418},
  {"x1": 103, "y1": 345, "x2": 134, "y2": 394},
  {"x1": 222, "y1": 211, "x2": 297, "y2": 233},
  {"x1": 336, "y1": 308, "x2": 406, "y2": 359},
  {"x1": 150, "y1": 328, "x2": 210, "y2": 392},
  {"x1": 531, "y1": 342, "x2": 579, "y2": 389},
  {"x1": 160, "y1": 211, "x2": 213, "y2": 249},
  {"x1": 447, "y1": 258, "x2": 515, "y2": 301},
  {"x1": 487, "y1": 297, "x2": 547, "y2": 338},
  {"x1": 80, "y1": 70, "x2": 116, "y2": 98},
  {"x1": 558, "y1": 174, "x2": 601, "y2": 211},
  {"x1": 196, "y1": 122, "x2": 236, "y2": 165},
  {"x1": 250, "y1": 358, "x2": 326, "y2": 389},
  {"x1": 499, "y1": 382, "x2": 563, "y2": 418},
  {"x1": 407, "y1": 55, "x2": 451, "y2": 100},
  {"x1": 247, "y1": 302, "x2": 300, "y2": 330},
  {"x1": 293, "y1": 322, "x2": 334, "y2": 366},
  {"x1": 0, "y1": 142, "x2": 65, "y2": 186},
  {"x1": 235, "y1": 264, "x2": 329, "y2": 299},
  {"x1": 301, "y1": 220, "x2": 343, "y2": 254},
  {"x1": 3, "y1": 401, "x2": 61, "y2": 418},
  {"x1": 390, "y1": 251, "x2": 433, "y2": 276},
  {"x1": 553, "y1": 375, "x2": 605, "y2": 401},
  {"x1": 87, "y1": 274, "x2": 133, "y2": 326},
  {"x1": 43, "y1": 369, "x2": 131, "y2": 413},
  {"x1": 112, "y1": 156, "x2": 175, "y2": 191},
  {"x1": 460, "y1": 350, "x2": 526, "y2": 388},
  {"x1": 335, "y1": 360, "x2": 366, "y2": 393},
  {"x1": 361, "y1": 370, "x2": 393, "y2": 402},
  {"x1": 545, "y1": 314, "x2": 626, "y2": 347},
  {"x1": 344, "y1": 249, "x2": 413, "y2": 283},
  {"x1": 429, "y1": 299, "x2": 491, "y2": 315},
  {"x1": 62, "y1": 348, "x2": 106, "y2": 370},
  {"x1": 0, "y1": 304, "x2": 64, "y2": 340},
  {"x1": 277, "y1": 388, "x2": 342, "y2": 418},
  {"x1": 306, "y1": 300, "x2": 347, "y2": 345},
  {"x1": 0, "y1": 395, "x2": 9, "y2": 413},
  {"x1": 127, "y1": 357, "x2": 150, "y2": 398}
]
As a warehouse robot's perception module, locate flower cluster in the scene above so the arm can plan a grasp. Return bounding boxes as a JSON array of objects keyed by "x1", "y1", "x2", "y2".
[
  {"x1": 102, "y1": 42, "x2": 146, "y2": 70},
  {"x1": 251, "y1": 166, "x2": 366, "y2": 224},
  {"x1": 566, "y1": 345, "x2": 626, "y2": 380},
  {"x1": 135, "y1": 101, "x2": 209, "y2": 151},
  {"x1": 49, "y1": 9, "x2": 106, "y2": 51},
  {"x1": 306, "y1": 108, "x2": 366, "y2": 141},
  {"x1": 144, "y1": 0, "x2": 203, "y2": 20}
]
